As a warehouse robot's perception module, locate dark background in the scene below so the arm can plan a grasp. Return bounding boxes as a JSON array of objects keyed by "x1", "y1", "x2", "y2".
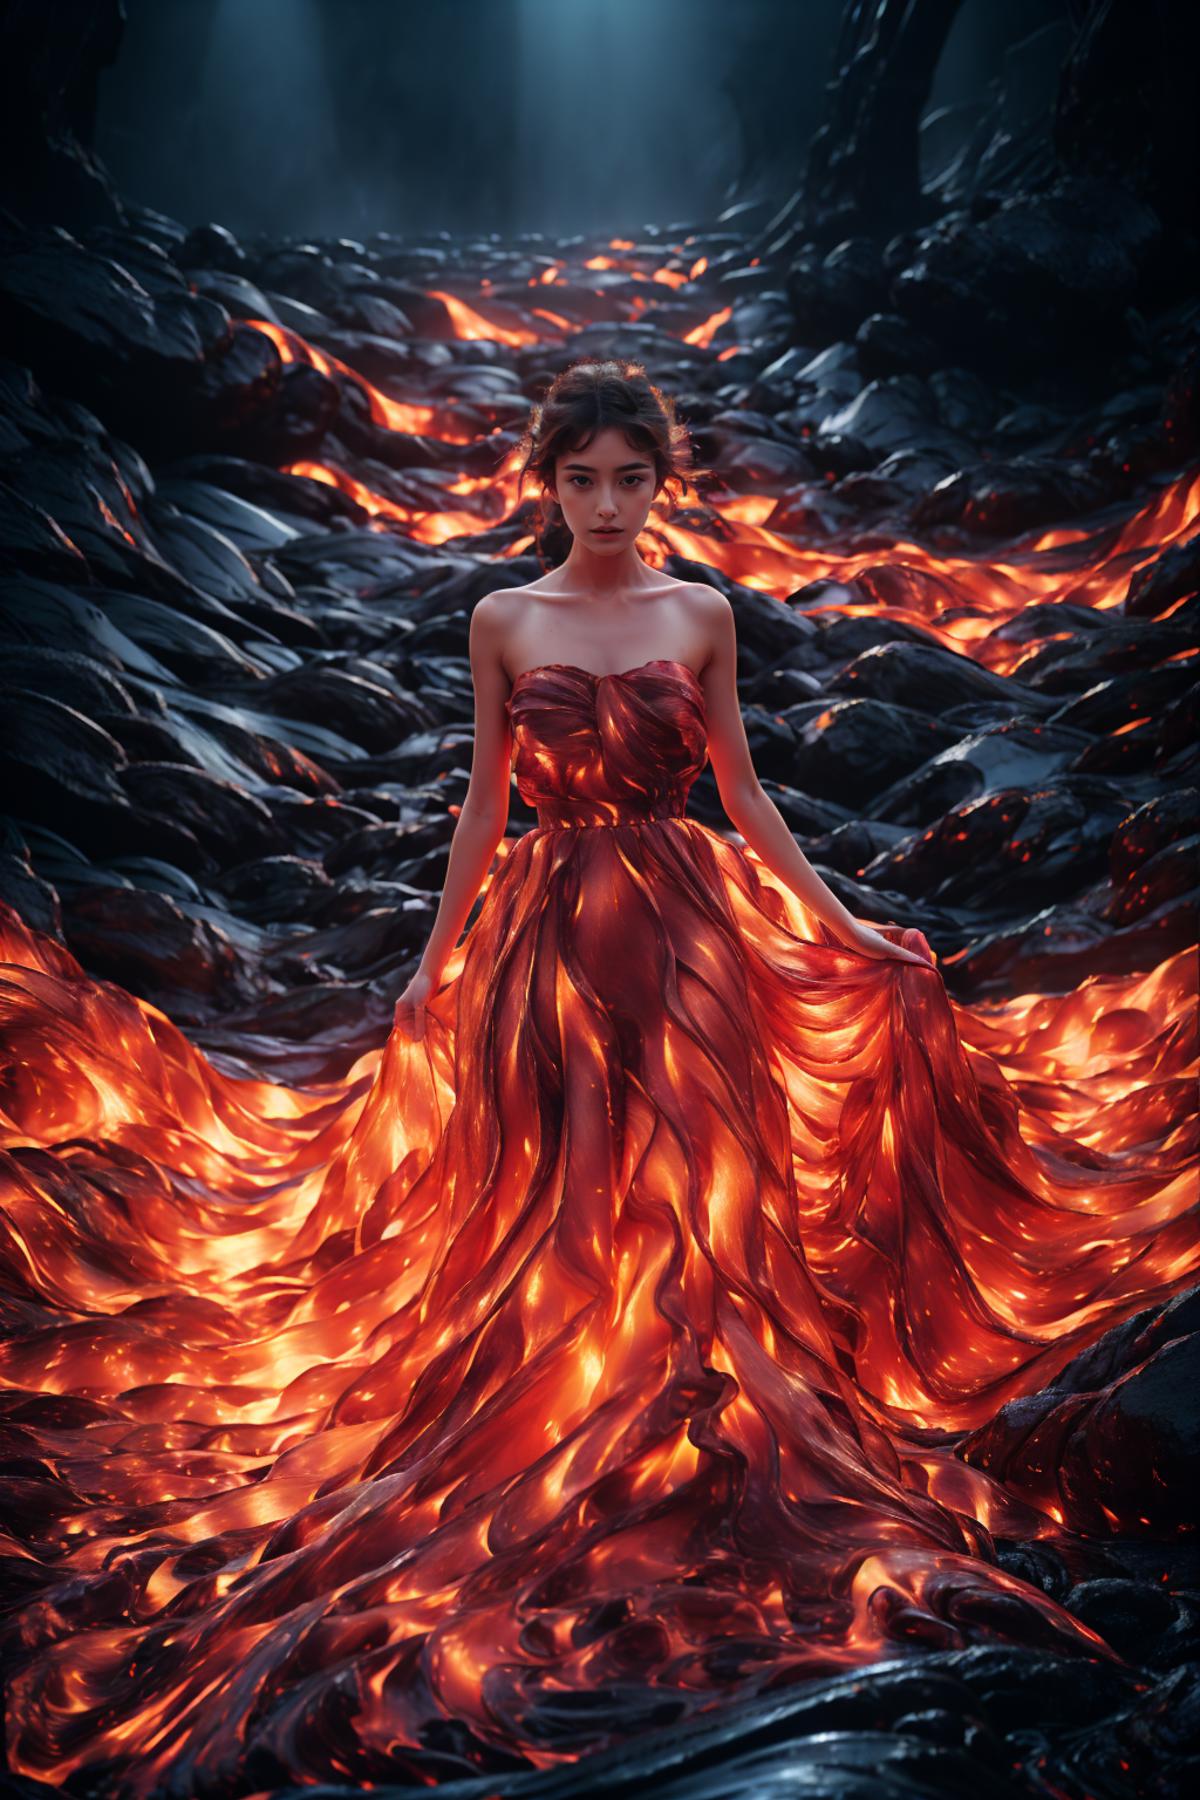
[
  {"x1": 0, "y1": 6, "x2": 1198, "y2": 1788},
  {"x1": 94, "y1": 0, "x2": 1066, "y2": 240}
]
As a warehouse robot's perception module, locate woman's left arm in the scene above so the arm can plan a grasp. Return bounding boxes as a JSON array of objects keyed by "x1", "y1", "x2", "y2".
[{"x1": 694, "y1": 588, "x2": 932, "y2": 967}]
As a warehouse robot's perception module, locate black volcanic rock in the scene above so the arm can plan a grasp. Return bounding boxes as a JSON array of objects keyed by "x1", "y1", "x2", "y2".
[
  {"x1": 945, "y1": 889, "x2": 1197, "y2": 995},
  {"x1": 869, "y1": 718, "x2": 1095, "y2": 827},
  {"x1": 1155, "y1": 682, "x2": 1200, "y2": 770},
  {"x1": 169, "y1": 321, "x2": 288, "y2": 453},
  {"x1": 732, "y1": 707, "x2": 799, "y2": 785},
  {"x1": 0, "y1": 220, "x2": 226, "y2": 416},
  {"x1": 855, "y1": 311, "x2": 942, "y2": 378},
  {"x1": 324, "y1": 817, "x2": 454, "y2": 881},
  {"x1": 1059, "y1": 1578, "x2": 1196, "y2": 1668},
  {"x1": 779, "y1": 603, "x2": 940, "y2": 677},
  {"x1": 0, "y1": 823, "x2": 63, "y2": 940},
  {"x1": 783, "y1": 697, "x2": 960, "y2": 806},
  {"x1": 991, "y1": 618, "x2": 1196, "y2": 695},
  {"x1": 827, "y1": 640, "x2": 1055, "y2": 718},
  {"x1": 1, "y1": 646, "x2": 139, "y2": 719},
  {"x1": 799, "y1": 817, "x2": 910, "y2": 877},
  {"x1": 178, "y1": 222, "x2": 247, "y2": 273},
  {"x1": 911, "y1": 456, "x2": 1117, "y2": 537},
  {"x1": 725, "y1": 584, "x2": 819, "y2": 673},
  {"x1": 838, "y1": 446, "x2": 964, "y2": 516},
  {"x1": 219, "y1": 854, "x2": 336, "y2": 924},
  {"x1": 1, "y1": 686, "x2": 128, "y2": 804},
  {"x1": 814, "y1": 374, "x2": 968, "y2": 469},
  {"x1": 0, "y1": 481, "x2": 91, "y2": 586},
  {"x1": 1055, "y1": 0, "x2": 1199, "y2": 231},
  {"x1": 0, "y1": 0, "x2": 126, "y2": 231},
  {"x1": 97, "y1": 590, "x2": 271, "y2": 680},
  {"x1": 926, "y1": 369, "x2": 998, "y2": 438},
  {"x1": 61, "y1": 882, "x2": 266, "y2": 1013},
  {"x1": 262, "y1": 892, "x2": 436, "y2": 983},
  {"x1": 787, "y1": 237, "x2": 890, "y2": 341},
  {"x1": 1124, "y1": 527, "x2": 1200, "y2": 618},
  {"x1": 237, "y1": 359, "x2": 342, "y2": 464},
  {"x1": 1068, "y1": 707, "x2": 1181, "y2": 780},
  {"x1": 142, "y1": 502, "x2": 267, "y2": 604},
  {"x1": 706, "y1": 427, "x2": 817, "y2": 491},
  {"x1": 754, "y1": 780, "x2": 853, "y2": 839},
  {"x1": 157, "y1": 454, "x2": 370, "y2": 530},
  {"x1": 187, "y1": 267, "x2": 282, "y2": 325},
  {"x1": 802, "y1": 0, "x2": 961, "y2": 238},
  {"x1": 861, "y1": 778, "x2": 1131, "y2": 911},
  {"x1": 959, "y1": 1289, "x2": 1200, "y2": 1540},
  {"x1": 1110, "y1": 788, "x2": 1200, "y2": 883},
  {"x1": 1048, "y1": 661, "x2": 1198, "y2": 734},
  {"x1": 118, "y1": 763, "x2": 284, "y2": 866},
  {"x1": 235, "y1": 664, "x2": 431, "y2": 754},
  {"x1": 891, "y1": 178, "x2": 1162, "y2": 373},
  {"x1": 1100, "y1": 830, "x2": 1200, "y2": 926}
]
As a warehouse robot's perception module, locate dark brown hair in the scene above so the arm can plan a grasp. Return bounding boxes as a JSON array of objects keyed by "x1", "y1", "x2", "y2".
[{"x1": 514, "y1": 357, "x2": 697, "y2": 569}]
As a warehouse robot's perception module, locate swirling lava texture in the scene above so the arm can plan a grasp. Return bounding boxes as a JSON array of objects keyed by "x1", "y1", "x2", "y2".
[{"x1": 0, "y1": 660, "x2": 1196, "y2": 1794}]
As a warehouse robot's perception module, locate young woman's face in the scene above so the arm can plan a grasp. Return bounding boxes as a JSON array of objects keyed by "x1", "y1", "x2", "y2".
[{"x1": 548, "y1": 426, "x2": 659, "y2": 550}]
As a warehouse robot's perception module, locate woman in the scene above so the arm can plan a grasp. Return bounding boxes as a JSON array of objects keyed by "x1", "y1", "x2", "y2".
[
  {"x1": 392, "y1": 358, "x2": 929, "y2": 1049},
  {"x1": 1, "y1": 358, "x2": 1194, "y2": 1795}
]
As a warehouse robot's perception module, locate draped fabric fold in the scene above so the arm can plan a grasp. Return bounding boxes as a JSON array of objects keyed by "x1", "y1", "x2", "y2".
[{"x1": 0, "y1": 658, "x2": 1195, "y2": 1792}]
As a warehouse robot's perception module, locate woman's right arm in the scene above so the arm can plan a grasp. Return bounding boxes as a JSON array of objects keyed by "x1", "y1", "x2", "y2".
[{"x1": 393, "y1": 597, "x2": 513, "y2": 1038}]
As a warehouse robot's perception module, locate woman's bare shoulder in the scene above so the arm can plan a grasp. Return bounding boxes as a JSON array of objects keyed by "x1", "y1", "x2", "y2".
[
  {"x1": 665, "y1": 574, "x2": 724, "y2": 602},
  {"x1": 680, "y1": 577, "x2": 726, "y2": 603},
  {"x1": 469, "y1": 588, "x2": 520, "y2": 653},
  {"x1": 478, "y1": 573, "x2": 553, "y2": 603},
  {"x1": 472, "y1": 576, "x2": 555, "y2": 636},
  {"x1": 473, "y1": 584, "x2": 529, "y2": 627},
  {"x1": 680, "y1": 579, "x2": 731, "y2": 629}
]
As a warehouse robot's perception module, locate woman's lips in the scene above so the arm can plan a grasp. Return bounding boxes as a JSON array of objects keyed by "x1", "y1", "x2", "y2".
[{"x1": 592, "y1": 528, "x2": 622, "y2": 535}]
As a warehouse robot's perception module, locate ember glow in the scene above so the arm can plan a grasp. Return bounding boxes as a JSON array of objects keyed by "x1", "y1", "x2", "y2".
[
  {"x1": 1, "y1": 242, "x2": 1197, "y2": 1798},
  {"x1": 247, "y1": 299, "x2": 1200, "y2": 663},
  {"x1": 0, "y1": 658, "x2": 1196, "y2": 1789}
]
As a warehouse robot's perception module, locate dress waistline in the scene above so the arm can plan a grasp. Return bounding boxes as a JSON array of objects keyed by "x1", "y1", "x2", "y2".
[{"x1": 533, "y1": 801, "x2": 688, "y2": 830}]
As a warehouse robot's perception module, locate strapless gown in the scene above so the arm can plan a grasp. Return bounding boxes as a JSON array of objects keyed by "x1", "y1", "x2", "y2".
[{"x1": 0, "y1": 657, "x2": 1195, "y2": 1794}]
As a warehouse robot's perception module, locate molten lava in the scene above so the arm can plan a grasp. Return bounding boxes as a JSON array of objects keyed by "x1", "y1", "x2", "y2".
[{"x1": 0, "y1": 248, "x2": 1196, "y2": 1796}]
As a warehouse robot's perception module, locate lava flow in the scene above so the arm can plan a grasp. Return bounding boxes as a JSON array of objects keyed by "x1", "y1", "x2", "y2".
[
  {"x1": 0, "y1": 668, "x2": 1196, "y2": 1791},
  {"x1": 244, "y1": 293, "x2": 1200, "y2": 654},
  {"x1": 1, "y1": 229, "x2": 1198, "y2": 1796}
]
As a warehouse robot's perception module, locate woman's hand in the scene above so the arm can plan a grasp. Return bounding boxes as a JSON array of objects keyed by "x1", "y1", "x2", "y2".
[
  {"x1": 393, "y1": 968, "x2": 438, "y2": 1041},
  {"x1": 838, "y1": 918, "x2": 936, "y2": 968}
]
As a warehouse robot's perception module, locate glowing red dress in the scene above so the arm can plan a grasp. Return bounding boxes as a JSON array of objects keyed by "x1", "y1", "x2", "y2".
[{"x1": 0, "y1": 657, "x2": 1196, "y2": 1793}]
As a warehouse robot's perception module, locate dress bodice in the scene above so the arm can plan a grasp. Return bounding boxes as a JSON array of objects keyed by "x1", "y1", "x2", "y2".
[{"x1": 504, "y1": 658, "x2": 709, "y2": 828}]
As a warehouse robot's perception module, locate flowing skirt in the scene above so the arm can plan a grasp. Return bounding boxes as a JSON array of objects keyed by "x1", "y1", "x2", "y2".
[{"x1": 0, "y1": 817, "x2": 1195, "y2": 1792}]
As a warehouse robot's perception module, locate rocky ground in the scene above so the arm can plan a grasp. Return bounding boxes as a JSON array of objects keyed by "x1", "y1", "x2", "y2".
[
  {"x1": 0, "y1": 0, "x2": 1197, "y2": 1794},
  {"x1": 0, "y1": 193, "x2": 1195, "y2": 1078}
]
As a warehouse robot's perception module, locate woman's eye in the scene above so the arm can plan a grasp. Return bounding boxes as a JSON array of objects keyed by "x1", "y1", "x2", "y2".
[{"x1": 567, "y1": 475, "x2": 644, "y2": 488}]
